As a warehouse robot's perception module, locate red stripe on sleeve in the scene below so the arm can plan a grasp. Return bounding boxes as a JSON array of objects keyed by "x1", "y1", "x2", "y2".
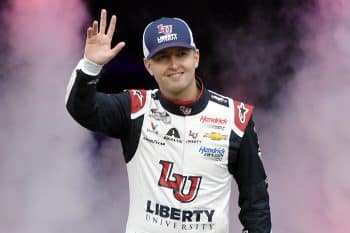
[
  {"x1": 128, "y1": 89, "x2": 147, "y2": 114},
  {"x1": 233, "y1": 100, "x2": 254, "y2": 132}
]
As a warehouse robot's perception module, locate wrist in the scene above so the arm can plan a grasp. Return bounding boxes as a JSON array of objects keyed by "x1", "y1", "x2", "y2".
[{"x1": 79, "y1": 56, "x2": 104, "y2": 76}]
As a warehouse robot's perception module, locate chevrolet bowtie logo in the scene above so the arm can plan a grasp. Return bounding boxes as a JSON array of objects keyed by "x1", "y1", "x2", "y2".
[{"x1": 204, "y1": 132, "x2": 227, "y2": 141}]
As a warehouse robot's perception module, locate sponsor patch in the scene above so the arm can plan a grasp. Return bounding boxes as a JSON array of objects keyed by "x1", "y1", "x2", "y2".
[
  {"x1": 164, "y1": 128, "x2": 182, "y2": 143},
  {"x1": 198, "y1": 146, "x2": 225, "y2": 161},
  {"x1": 158, "y1": 161, "x2": 202, "y2": 203},
  {"x1": 157, "y1": 24, "x2": 177, "y2": 43},
  {"x1": 149, "y1": 108, "x2": 171, "y2": 124},
  {"x1": 129, "y1": 89, "x2": 147, "y2": 114},
  {"x1": 145, "y1": 200, "x2": 215, "y2": 230},
  {"x1": 209, "y1": 92, "x2": 229, "y2": 107},
  {"x1": 203, "y1": 132, "x2": 227, "y2": 141},
  {"x1": 188, "y1": 130, "x2": 198, "y2": 139},
  {"x1": 200, "y1": 116, "x2": 227, "y2": 125},
  {"x1": 143, "y1": 136, "x2": 165, "y2": 146},
  {"x1": 179, "y1": 106, "x2": 192, "y2": 115},
  {"x1": 233, "y1": 101, "x2": 254, "y2": 132},
  {"x1": 146, "y1": 121, "x2": 159, "y2": 134},
  {"x1": 204, "y1": 125, "x2": 225, "y2": 130}
]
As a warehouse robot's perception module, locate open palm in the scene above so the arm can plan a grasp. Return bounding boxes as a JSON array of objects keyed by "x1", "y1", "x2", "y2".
[{"x1": 84, "y1": 9, "x2": 125, "y2": 65}]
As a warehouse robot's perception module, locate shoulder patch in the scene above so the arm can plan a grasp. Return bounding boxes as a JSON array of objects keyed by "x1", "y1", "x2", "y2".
[
  {"x1": 128, "y1": 89, "x2": 147, "y2": 114},
  {"x1": 233, "y1": 100, "x2": 254, "y2": 132},
  {"x1": 209, "y1": 91, "x2": 229, "y2": 107}
]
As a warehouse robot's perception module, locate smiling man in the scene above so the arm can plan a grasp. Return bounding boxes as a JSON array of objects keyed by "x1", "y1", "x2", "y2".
[{"x1": 66, "y1": 9, "x2": 271, "y2": 233}]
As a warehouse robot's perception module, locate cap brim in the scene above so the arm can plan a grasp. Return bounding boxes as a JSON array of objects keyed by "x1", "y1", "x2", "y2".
[{"x1": 146, "y1": 42, "x2": 196, "y2": 59}]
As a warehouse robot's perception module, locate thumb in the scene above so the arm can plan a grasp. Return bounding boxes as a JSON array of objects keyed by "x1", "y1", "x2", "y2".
[{"x1": 111, "y1": 41, "x2": 126, "y2": 57}]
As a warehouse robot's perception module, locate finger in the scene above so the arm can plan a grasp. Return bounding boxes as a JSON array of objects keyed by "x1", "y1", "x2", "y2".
[
  {"x1": 92, "y1": 20, "x2": 98, "y2": 34},
  {"x1": 111, "y1": 41, "x2": 126, "y2": 56},
  {"x1": 87, "y1": 27, "x2": 93, "y2": 39},
  {"x1": 99, "y1": 9, "x2": 107, "y2": 34},
  {"x1": 107, "y1": 15, "x2": 116, "y2": 38}
]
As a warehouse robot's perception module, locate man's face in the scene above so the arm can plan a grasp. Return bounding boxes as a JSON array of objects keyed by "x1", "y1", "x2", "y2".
[{"x1": 144, "y1": 47, "x2": 200, "y2": 101}]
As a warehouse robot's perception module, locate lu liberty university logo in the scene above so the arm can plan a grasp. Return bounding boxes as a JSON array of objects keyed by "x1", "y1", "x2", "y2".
[
  {"x1": 157, "y1": 24, "x2": 173, "y2": 35},
  {"x1": 158, "y1": 160, "x2": 202, "y2": 203}
]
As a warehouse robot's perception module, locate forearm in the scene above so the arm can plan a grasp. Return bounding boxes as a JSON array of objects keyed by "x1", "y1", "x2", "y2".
[
  {"x1": 238, "y1": 180, "x2": 271, "y2": 233},
  {"x1": 232, "y1": 118, "x2": 272, "y2": 232},
  {"x1": 65, "y1": 58, "x2": 130, "y2": 137},
  {"x1": 65, "y1": 58, "x2": 103, "y2": 129}
]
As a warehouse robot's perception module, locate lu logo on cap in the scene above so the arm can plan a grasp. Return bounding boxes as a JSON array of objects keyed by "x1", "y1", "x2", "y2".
[
  {"x1": 142, "y1": 17, "x2": 196, "y2": 59},
  {"x1": 158, "y1": 24, "x2": 173, "y2": 34}
]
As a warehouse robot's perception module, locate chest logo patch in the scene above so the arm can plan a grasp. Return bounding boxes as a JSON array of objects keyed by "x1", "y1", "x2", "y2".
[
  {"x1": 166, "y1": 128, "x2": 180, "y2": 138},
  {"x1": 163, "y1": 128, "x2": 182, "y2": 143},
  {"x1": 158, "y1": 160, "x2": 202, "y2": 203},
  {"x1": 203, "y1": 132, "x2": 227, "y2": 141},
  {"x1": 150, "y1": 108, "x2": 171, "y2": 124}
]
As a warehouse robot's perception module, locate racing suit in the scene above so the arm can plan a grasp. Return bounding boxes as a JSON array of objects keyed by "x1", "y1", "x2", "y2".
[{"x1": 65, "y1": 59, "x2": 271, "y2": 233}]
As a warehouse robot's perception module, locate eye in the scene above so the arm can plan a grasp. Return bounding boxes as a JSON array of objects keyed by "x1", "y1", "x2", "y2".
[
  {"x1": 153, "y1": 53, "x2": 168, "y2": 61},
  {"x1": 180, "y1": 51, "x2": 187, "y2": 56},
  {"x1": 177, "y1": 50, "x2": 189, "y2": 57}
]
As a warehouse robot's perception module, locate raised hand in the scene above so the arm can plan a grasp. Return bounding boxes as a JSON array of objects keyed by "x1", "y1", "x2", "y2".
[{"x1": 84, "y1": 9, "x2": 125, "y2": 65}]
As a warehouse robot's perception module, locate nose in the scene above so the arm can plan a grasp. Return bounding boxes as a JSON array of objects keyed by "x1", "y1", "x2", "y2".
[{"x1": 169, "y1": 55, "x2": 179, "y2": 69}]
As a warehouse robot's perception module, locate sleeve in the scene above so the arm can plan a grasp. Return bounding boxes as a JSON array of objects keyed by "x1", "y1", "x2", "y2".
[
  {"x1": 65, "y1": 59, "x2": 131, "y2": 139},
  {"x1": 231, "y1": 118, "x2": 272, "y2": 233}
]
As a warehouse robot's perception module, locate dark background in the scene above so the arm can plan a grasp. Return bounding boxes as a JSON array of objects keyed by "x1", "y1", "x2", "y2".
[
  {"x1": 0, "y1": 0, "x2": 315, "y2": 106},
  {"x1": 0, "y1": 0, "x2": 316, "y2": 154},
  {"x1": 82, "y1": 0, "x2": 315, "y2": 107}
]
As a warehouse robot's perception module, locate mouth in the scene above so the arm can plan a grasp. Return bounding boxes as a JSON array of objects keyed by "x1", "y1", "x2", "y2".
[{"x1": 167, "y1": 72, "x2": 184, "y2": 80}]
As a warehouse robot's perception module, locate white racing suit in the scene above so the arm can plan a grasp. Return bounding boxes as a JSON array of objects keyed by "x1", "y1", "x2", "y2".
[{"x1": 65, "y1": 59, "x2": 271, "y2": 233}]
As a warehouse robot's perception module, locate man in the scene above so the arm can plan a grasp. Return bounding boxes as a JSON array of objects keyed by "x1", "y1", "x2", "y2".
[{"x1": 66, "y1": 9, "x2": 271, "y2": 233}]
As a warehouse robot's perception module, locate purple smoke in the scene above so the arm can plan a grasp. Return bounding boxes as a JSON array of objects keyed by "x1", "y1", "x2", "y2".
[
  {"x1": 229, "y1": 0, "x2": 350, "y2": 232},
  {"x1": 1, "y1": 0, "x2": 349, "y2": 232},
  {"x1": 0, "y1": 1, "x2": 128, "y2": 232}
]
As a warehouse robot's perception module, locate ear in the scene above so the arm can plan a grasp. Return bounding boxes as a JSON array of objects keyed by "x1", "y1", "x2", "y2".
[
  {"x1": 143, "y1": 58, "x2": 154, "y2": 76},
  {"x1": 194, "y1": 49, "x2": 200, "y2": 68}
]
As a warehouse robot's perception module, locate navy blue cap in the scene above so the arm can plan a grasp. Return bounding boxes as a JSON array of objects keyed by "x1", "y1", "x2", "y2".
[{"x1": 142, "y1": 17, "x2": 196, "y2": 59}]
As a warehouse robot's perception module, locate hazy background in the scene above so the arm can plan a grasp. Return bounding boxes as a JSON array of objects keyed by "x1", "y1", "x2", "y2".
[
  {"x1": 0, "y1": 0, "x2": 127, "y2": 232},
  {"x1": 0, "y1": 0, "x2": 349, "y2": 232}
]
